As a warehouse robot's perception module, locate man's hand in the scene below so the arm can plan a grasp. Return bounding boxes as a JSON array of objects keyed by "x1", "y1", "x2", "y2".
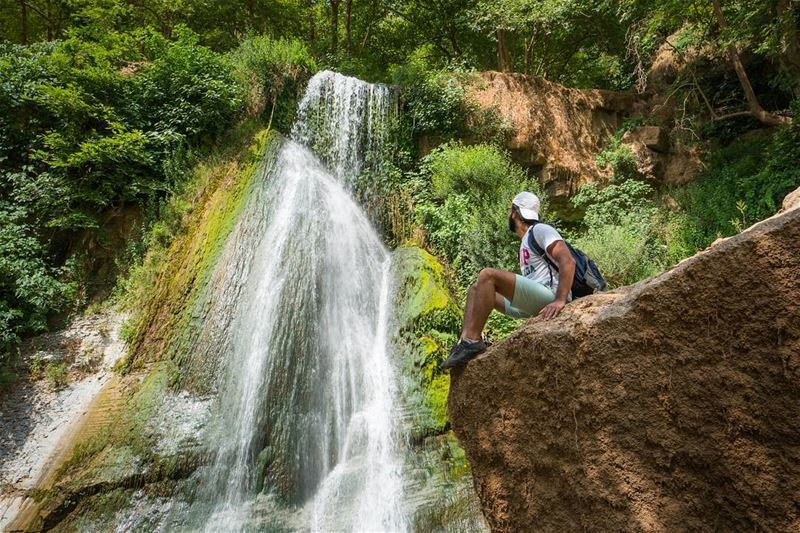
[{"x1": 538, "y1": 298, "x2": 566, "y2": 320}]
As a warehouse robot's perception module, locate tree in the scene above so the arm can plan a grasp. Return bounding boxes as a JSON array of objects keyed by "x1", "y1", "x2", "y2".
[
  {"x1": 330, "y1": 0, "x2": 340, "y2": 54},
  {"x1": 712, "y1": 0, "x2": 792, "y2": 125},
  {"x1": 344, "y1": 0, "x2": 352, "y2": 53},
  {"x1": 469, "y1": 0, "x2": 628, "y2": 85}
]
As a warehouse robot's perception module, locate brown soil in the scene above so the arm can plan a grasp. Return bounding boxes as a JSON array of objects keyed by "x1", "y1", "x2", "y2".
[
  {"x1": 448, "y1": 195, "x2": 800, "y2": 532},
  {"x1": 463, "y1": 72, "x2": 702, "y2": 213},
  {"x1": 466, "y1": 72, "x2": 642, "y2": 203}
]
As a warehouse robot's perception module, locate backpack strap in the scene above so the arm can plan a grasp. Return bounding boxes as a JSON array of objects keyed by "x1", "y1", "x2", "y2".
[
  {"x1": 525, "y1": 223, "x2": 557, "y2": 287},
  {"x1": 526, "y1": 223, "x2": 559, "y2": 272}
]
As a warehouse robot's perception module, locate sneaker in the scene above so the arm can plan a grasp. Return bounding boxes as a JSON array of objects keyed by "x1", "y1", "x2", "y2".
[{"x1": 439, "y1": 339, "x2": 487, "y2": 370}]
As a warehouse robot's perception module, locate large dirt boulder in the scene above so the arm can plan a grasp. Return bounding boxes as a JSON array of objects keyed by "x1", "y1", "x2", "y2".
[{"x1": 448, "y1": 193, "x2": 800, "y2": 532}]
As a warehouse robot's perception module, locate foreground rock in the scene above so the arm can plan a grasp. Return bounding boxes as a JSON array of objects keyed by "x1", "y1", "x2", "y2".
[{"x1": 449, "y1": 198, "x2": 800, "y2": 532}]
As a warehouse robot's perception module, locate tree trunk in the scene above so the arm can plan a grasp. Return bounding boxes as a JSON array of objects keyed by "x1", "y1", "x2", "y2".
[
  {"x1": 777, "y1": 0, "x2": 800, "y2": 93},
  {"x1": 712, "y1": 0, "x2": 792, "y2": 126},
  {"x1": 447, "y1": 24, "x2": 461, "y2": 58},
  {"x1": 46, "y1": 0, "x2": 53, "y2": 40},
  {"x1": 19, "y1": 0, "x2": 28, "y2": 44},
  {"x1": 330, "y1": 0, "x2": 340, "y2": 55},
  {"x1": 496, "y1": 28, "x2": 511, "y2": 72},
  {"x1": 308, "y1": 0, "x2": 316, "y2": 41},
  {"x1": 345, "y1": 0, "x2": 352, "y2": 53}
]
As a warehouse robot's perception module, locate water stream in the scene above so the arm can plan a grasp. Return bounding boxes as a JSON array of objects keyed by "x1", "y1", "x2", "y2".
[
  {"x1": 184, "y1": 70, "x2": 406, "y2": 531},
  {"x1": 1, "y1": 69, "x2": 486, "y2": 533}
]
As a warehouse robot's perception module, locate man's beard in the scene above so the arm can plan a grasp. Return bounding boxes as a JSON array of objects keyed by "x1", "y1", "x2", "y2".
[{"x1": 508, "y1": 214, "x2": 517, "y2": 233}]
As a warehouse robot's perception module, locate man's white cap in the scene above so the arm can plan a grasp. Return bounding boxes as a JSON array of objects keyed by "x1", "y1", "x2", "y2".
[{"x1": 512, "y1": 191, "x2": 540, "y2": 221}]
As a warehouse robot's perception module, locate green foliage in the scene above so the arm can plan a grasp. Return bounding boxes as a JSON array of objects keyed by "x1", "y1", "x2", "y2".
[
  {"x1": 572, "y1": 178, "x2": 674, "y2": 287},
  {"x1": 29, "y1": 353, "x2": 45, "y2": 380},
  {"x1": 0, "y1": 203, "x2": 77, "y2": 353},
  {"x1": 29, "y1": 353, "x2": 69, "y2": 388},
  {"x1": 569, "y1": 113, "x2": 800, "y2": 289},
  {"x1": 228, "y1": 35, "x2": 317, "y2": 131},
  {"x1": 596, "y1": 134, "x2": 641, "y2": 182},
  {"x1": 574, "y1": 223, "x2": 665, "y2": 287},
  {"x1": 414, "y1": 142, "x2": 544, "y2": 288},
  {"x1": 673, "y1": 124, "x2": 800, "y2": 250},
  {"x1": 45, "y1": 360, "x2": 68, "y2": 388},
  {"x1": 572, "y1": 178, "x2": 656, "y2": 228},
  {"x1": 392, "y1": 55, "x2": 509, "y2": 147},
  {"x1": 469, "y1": 0, "x2": 633, "y2": 89},
  {"x1": 0, "y1": 27, "x2": 249, "y2": 353},
  {"x1": 133, "y1": 28, "x2": 242, "y2": 139},
  {"x1": 429, "y1": 143, "x2": 521, "y2": 202},
  {"x1": 1, "y1": 29, "x2": 241, "y2": 234}
]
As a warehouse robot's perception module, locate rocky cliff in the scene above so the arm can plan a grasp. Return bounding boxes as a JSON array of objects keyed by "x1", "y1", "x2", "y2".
[
  {"x1": 448, "y1": 191, "x2": 800, "y2": 532},
  {"x1": 466, "y1": 72, "x2": 702, "y2": 217},
  {"x1": 467, "y1": 73, "x2": 640, "y2": 200}
]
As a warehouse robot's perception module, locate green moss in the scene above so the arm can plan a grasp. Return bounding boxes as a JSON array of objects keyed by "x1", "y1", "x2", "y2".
[
  {"x1": 392, "y1": 245, "x2": 461, "y2": 334},
  {"x1": 119, "y1": 123, "x2": 281, "y2": 376},
  {"x1": 425, "y1": 373, "x2": 450, "y2": 430},
  {"x1": 391, "y1": 245, "x2": 461, "y2": 438}
]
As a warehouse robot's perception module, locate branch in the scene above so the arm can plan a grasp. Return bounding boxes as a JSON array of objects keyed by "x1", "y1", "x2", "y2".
[
  {"x1": 19, "y1": 0, "x2": 53, "y2": 23},
  {"x1": 664, "y1": 39, "x2": 717, "y2": 118},
  {"x1": 712, "y1": 0, "x2": 792, "y2": 126}
]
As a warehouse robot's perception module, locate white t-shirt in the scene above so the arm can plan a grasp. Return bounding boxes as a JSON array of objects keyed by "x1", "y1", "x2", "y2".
[{"x1": 519, "y1": 223, "x2": 565, "y2": 292}]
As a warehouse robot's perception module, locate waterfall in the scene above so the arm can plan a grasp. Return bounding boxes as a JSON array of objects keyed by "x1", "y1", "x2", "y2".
[{"x1": 186, "y1": 71, "x2": 406, "y2": 531}]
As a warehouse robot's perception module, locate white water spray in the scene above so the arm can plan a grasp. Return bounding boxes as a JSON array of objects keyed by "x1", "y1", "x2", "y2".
[{"x1": 193, "y1": 71, "x2": 406, "y2": 532}]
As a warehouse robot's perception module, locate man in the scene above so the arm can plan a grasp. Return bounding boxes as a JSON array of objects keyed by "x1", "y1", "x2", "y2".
[{"x1": 440, "y1": 191, "x2": 576, "y2": 370}]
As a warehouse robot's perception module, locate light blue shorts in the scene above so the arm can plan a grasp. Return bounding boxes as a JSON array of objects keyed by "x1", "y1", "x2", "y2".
[{"x1": 502, "y1": 275, "x2": 556, "y2": 319}]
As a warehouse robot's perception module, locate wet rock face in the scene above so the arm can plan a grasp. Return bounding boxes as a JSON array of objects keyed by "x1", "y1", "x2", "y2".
[
  {"x1": 391, "y1": 245, "x2": 461, "y2": 438},
  {"x1": 448, "y1": 196, "x2": 800, "y2": 532}
]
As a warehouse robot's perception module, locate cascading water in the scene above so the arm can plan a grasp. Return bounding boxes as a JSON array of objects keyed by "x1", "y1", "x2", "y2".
[
  {"x1": 0, "y1": 69, "x2": 485, "y2": 533},
  {"x1": 180, "y1": 71, "x2": 407, "y2": 531}
]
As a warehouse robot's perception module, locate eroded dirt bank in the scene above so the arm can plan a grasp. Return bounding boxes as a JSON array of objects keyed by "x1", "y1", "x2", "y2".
[{"x1": 448, "y1": 198, "x2": 800, "y2": 532}]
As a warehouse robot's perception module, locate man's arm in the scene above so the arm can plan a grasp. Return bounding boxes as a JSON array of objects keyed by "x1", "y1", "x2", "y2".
[{"x1": 538, "y1": 240, "x2": 575, "y2": 320}]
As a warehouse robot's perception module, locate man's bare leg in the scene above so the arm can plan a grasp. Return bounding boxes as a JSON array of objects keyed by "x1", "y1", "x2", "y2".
[{"x1": 461, "y1": 268, "x2": 517, "y2": 340}]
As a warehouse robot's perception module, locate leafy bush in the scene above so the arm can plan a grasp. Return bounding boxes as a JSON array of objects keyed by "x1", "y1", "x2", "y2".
[
  {"x1": 596, "y1": 136, "x2": 640, "y2": 182},
  {"x1": 45, "y1": 360, "x2": 68, "y2": 389},
  {"x1": 571, "y1": 178, "x2": 675, "y2": 288},
  {"x1": 415, "y1": 143, "x2": 544, "y2": 288},
  {"x1": 228, "y1": 35, "x2": 317, "y2": 130},
  {"x1": 132, "y1": 27, "x2": 243, "y2": 140},
  {"x1": 429, "y1": 143, "x2": 521, "y2": 202},
  {"x1": 392, "y1": 52, "x2": 509, "y2": 148},
  {"x1": 0, "y1": 204, "x2": 77, "y2": 353},
  {"x1": 0, "y1": 27, "x2": 245, "y2": 355},
  {"x1": 574, "y1": 224, "x2": 665, "y2": 287},
  {"x1": 572, "y1": 178, "x2": 657, "y2": 228},
  {"x1": 1, "y1": 28, "x2": 241, "y2": 234},
  {"x1": 673, "y1": 123, "x2": 800, "y2": 250}
]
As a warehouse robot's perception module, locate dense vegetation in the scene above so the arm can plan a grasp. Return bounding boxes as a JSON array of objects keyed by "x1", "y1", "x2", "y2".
[{"x1": 1, "y1": 0, "x2": 798, "y2": 376}]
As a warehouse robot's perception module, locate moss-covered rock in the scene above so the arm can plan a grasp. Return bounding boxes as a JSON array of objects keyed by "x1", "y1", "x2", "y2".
[
  {"x1": 391, "y1": 245, "x2": 461, "y2": 438},
  {"x1": 123, "y1": 123, "x2": 281, "y2": 382},
  {"x1": 12, "y1": 124, "x2": 279, "y2": 531}
]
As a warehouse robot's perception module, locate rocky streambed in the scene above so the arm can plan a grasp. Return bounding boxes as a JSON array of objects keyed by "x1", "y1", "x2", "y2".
[{"x1": 0, "y1": 311, "x2": 127, "y2": 530}]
